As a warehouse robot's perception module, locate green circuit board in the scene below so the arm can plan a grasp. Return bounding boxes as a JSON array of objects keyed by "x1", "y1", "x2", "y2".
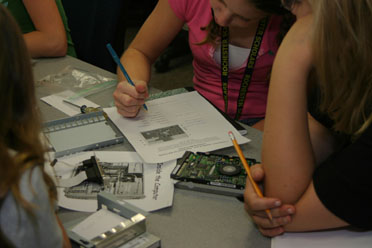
[{"x1": 171, "y1": 151, "x2": 257, "y2": 190}]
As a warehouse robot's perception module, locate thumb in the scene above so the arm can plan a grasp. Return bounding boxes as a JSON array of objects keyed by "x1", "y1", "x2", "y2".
[{"x1": 134, "y1": 80, "x2": 148, "y2": 95}]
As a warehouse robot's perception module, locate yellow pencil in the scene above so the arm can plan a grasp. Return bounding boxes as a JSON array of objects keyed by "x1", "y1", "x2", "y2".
[{"x1": 228, "y1": 131, "x2": 273, "y2": 221}]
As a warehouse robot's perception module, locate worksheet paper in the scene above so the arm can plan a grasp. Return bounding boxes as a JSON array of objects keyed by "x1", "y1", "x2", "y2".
[
  {"x1": 272, "y1": 229, "x2": 372, "y2": 248},
  {"x1": 105, "y1": 91, "x2": 250, "y2": 163},
  {"x1": 53, "y1": 151, "x2": 176, "y2": 212}
]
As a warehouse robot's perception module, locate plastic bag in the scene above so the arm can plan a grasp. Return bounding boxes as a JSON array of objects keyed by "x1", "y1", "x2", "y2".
[{"x1": 36, "y1": 65, "x2": 117, "y2": 99}]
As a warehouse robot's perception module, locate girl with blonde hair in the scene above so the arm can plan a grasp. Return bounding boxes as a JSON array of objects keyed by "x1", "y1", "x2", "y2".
[{"x1": 244, "y1": 0, "x2": 372, "y2": 236}]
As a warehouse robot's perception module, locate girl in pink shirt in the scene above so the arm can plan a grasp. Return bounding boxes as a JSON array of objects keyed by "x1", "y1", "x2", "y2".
[{"x1": 113, "y1": 0, "x2": 293, "y2": 127}]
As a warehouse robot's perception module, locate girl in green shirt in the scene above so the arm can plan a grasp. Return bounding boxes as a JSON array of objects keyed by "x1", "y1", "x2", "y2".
[{"x1": 1, "y1": 0, "x2": 76, "y2": 58}]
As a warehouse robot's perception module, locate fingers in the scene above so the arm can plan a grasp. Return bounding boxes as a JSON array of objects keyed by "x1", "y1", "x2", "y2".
[
  {"x1": 244, "y1": 163, "x2": 295, "y2": 236},
  {"x1": 113, "y1": 80, "x2": 148, "y2": 117},
  {"x1": 251, "y1": 213, "x2": 292, "y2": 229},
  {"x1": 258, "y1": 226, "x2": 285, "y2": 237},
  {"x1": 250, "y1": 163, "x2": 264, "y2": 181},
  {"x1": 270, "y1": 204, "x2": 295, "y2": 217},
  {"x1": 244, "y1": 181, "x2": 295, "y2": 217},
  {"x1": 244, "y1": 188, "x2": 281, "y2": 216},
  {"x1": 244, "y1": 175, "x2": 281, "y2": 216}
]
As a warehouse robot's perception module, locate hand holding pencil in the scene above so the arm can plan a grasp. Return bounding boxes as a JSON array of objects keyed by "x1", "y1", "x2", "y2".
[
  {"x1": 106, "y1": 43, "x2": 148, "y2": 117},
  {"x1": 228, "y1": 131, "x2": 273, "y2": 221}
]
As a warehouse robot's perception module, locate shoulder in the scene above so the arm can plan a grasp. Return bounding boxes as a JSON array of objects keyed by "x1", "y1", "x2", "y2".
[
  {"x1": 168, "y1": 0, "x2": 210, "y2": 23},
  {"x1": 0, "y1": 167, "x2": 63, "y2": 247},
  {"x1": 19, "y1": 167, "x2": 49, "y2": 203},
  {"x1": 284, "y1": 14, "x2": 313, "y2": 45}
]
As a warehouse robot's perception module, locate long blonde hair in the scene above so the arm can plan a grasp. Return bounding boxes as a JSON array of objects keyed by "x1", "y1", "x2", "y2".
[
  {"x1": 310, "y1": 0, "x2": 372, "y2": 137},
  {"x1": 0, "y1": 5, "x2": 56, "y2": 216}
]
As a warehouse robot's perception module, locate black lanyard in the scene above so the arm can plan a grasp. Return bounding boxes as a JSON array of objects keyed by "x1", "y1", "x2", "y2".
[{"x1": 221, "y1": 17, "x2": 268, "y2": 120}]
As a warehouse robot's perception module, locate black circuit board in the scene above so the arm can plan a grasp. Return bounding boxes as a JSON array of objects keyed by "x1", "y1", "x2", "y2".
[{"x1": 171, "y1": 151, "x2": 257, "y2": 190}]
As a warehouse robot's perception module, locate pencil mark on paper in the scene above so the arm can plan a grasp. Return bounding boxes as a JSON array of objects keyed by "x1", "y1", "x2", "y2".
[
  {"x1": 141, "y1": 125, "x2": 188, "y2": 145},
  {"x1": 64, "y1": 161, "x2": 145, "y2": 200}
]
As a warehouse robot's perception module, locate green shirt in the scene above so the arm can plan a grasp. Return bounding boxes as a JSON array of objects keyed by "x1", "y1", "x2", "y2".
[{"x1": 1, "y1": 0, "x2": 76, "y2": 57}]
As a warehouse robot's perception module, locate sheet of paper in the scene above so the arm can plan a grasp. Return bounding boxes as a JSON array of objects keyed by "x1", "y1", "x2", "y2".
[
  {"x1": 272, "y1": 229, "x2": 372, "y2": 248},
  {"x1": 72, "y1": 209, "x2": 127, "y2": 240},
  {"x1": 53, "y1": 151, "x2": 175, "y2": 212},
  {"x1": 41, "y1": 90, "x2": 99, "y2": 116},
  {"x1": 105, "y1": 91, "x2": 250, "y2": 163}
]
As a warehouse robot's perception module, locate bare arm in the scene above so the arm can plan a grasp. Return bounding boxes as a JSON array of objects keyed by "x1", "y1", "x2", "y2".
[
  {"x1": 263, "y1": 16, "x2": 315, "y2": 203},
  {"x1": 113, "y1": 0, "x2": 185, "y2": 117},
  {"x1": 262, "y1": 15, "x2": 347, "y2": 232},
  {"x1": 119, "y1": 0, "x2": 185, "y2": 83},
  {"x1": 23, "y1": 0, "x2": 67, "y2": 58}
]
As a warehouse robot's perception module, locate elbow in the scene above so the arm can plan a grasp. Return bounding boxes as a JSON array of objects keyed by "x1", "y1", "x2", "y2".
[
  {"x1": 47, "y1": 38, "x2": 68, "y2": 57},
  {"x1": 42, "y1": 31, "x2": 68, "y2": 57},
  {"x1": 53, "y1": 41, "x2": 68, "y2": 57},
  {"x1": 24, "y1": 31, "x2": 68, "y2": 58}
]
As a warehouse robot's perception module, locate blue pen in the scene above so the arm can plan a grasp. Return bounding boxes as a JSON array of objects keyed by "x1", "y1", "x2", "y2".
[{"x1": 106, "y1": 43, "x2": 148, "y2": 111}]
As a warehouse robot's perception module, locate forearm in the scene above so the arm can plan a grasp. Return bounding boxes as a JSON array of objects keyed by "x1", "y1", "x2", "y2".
[
  {"x1": 263, "y1": 76, "x2": 314, "y2": 204},
  {"x1": 117, "y1": 0, "x2": 184, "y2": 85},
  {"x1": 118, "y1": 47, "x2": 152, "y2": 84},
  {"x1": 23, "y1": 0, "x2": 67, "y2": 58}
]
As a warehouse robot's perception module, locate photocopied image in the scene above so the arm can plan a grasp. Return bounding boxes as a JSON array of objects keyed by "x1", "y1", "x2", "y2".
[
  {"x1": 53, "y1": 151, "x2": 176, "y2": 212},
  {"x1": 64, "y1": 161, "x2": 145, "y2": 200},
  {"x1": 141, "y1": 125, "x2": 188, "y2": 145}
]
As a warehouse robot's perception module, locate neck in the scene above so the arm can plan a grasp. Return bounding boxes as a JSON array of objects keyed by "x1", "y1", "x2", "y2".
[{"x1": 228, "y1": 21, "x2": 260, "y2": 48}]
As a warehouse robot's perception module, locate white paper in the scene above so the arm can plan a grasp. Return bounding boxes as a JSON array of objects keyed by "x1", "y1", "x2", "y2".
[
  {"x1": 105, "y1": 91, "x2": 250, "y2": 163},
  {"x1": 272, "y1": 229, "x2": 372, "y2": 248},
  {"x1": 72, "y1": 209, "x2": 127, "y2": 240},
  {"x1": 41, "y1": 90, "x2": 100, "y2": 116},
  {"x1": 57, "y1": 172, "x2": 87, "y2": 188},
  {"x1": 54, "y1": 151, "x2": 175, "y2": 212}
]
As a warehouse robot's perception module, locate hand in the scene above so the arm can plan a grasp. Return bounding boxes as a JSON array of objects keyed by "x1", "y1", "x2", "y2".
[
  {"x1": 244, "y1": 164, "x2": 296, "y2": 237},
  {"x1": 113, "y1": 80, "x2": 148, "y2": 117}
]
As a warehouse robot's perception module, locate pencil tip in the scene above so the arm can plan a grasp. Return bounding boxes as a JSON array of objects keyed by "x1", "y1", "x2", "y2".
[{"x1": 267, "y1": 211, "x2": 273, "y2": 221}]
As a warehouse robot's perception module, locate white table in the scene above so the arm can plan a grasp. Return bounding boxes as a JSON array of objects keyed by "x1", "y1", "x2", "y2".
[{"x1": 34, "y1": 56, "x2": 270, "y2": 248}]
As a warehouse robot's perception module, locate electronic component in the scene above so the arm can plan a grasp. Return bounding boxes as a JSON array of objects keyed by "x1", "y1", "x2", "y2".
[
  {"x1": 65, "y1": 192, "x2": 161, "y2": 248},
  {"x1": 171, "y1": 151, "x2": 257, "y2": 196},
  {"x1": 76, "y1": 156, "x2": 108, "y2": 185},
  {"x1": 43, "y1": 111, "x2": 124, "y2": 158}
]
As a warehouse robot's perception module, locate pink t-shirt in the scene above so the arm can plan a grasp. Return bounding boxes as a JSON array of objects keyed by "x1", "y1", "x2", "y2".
[{"x1": 168, "y1": 0, "x2": 282, "y2": 120}]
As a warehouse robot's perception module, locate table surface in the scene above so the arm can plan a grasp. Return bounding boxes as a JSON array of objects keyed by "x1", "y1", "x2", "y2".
[{"x1": 34, "y1": 56, "x2": 270, "y2": 248}]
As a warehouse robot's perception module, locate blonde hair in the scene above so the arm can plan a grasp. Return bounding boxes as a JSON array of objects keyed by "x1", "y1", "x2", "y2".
[{"x1": 310, "y1": 0, "x2": 372, "y2": 137}]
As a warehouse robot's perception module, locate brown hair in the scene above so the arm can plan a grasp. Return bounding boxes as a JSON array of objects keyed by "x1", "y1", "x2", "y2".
[
  {"x1": 310, "y1": 0, "x2": 372, "y2": 137},
  {"x1": 198, "y1": 0, "x2": 295, "y2": 46},
  {"x1": 0, "y1": 4, "x2": 56, "y2": 223}
]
